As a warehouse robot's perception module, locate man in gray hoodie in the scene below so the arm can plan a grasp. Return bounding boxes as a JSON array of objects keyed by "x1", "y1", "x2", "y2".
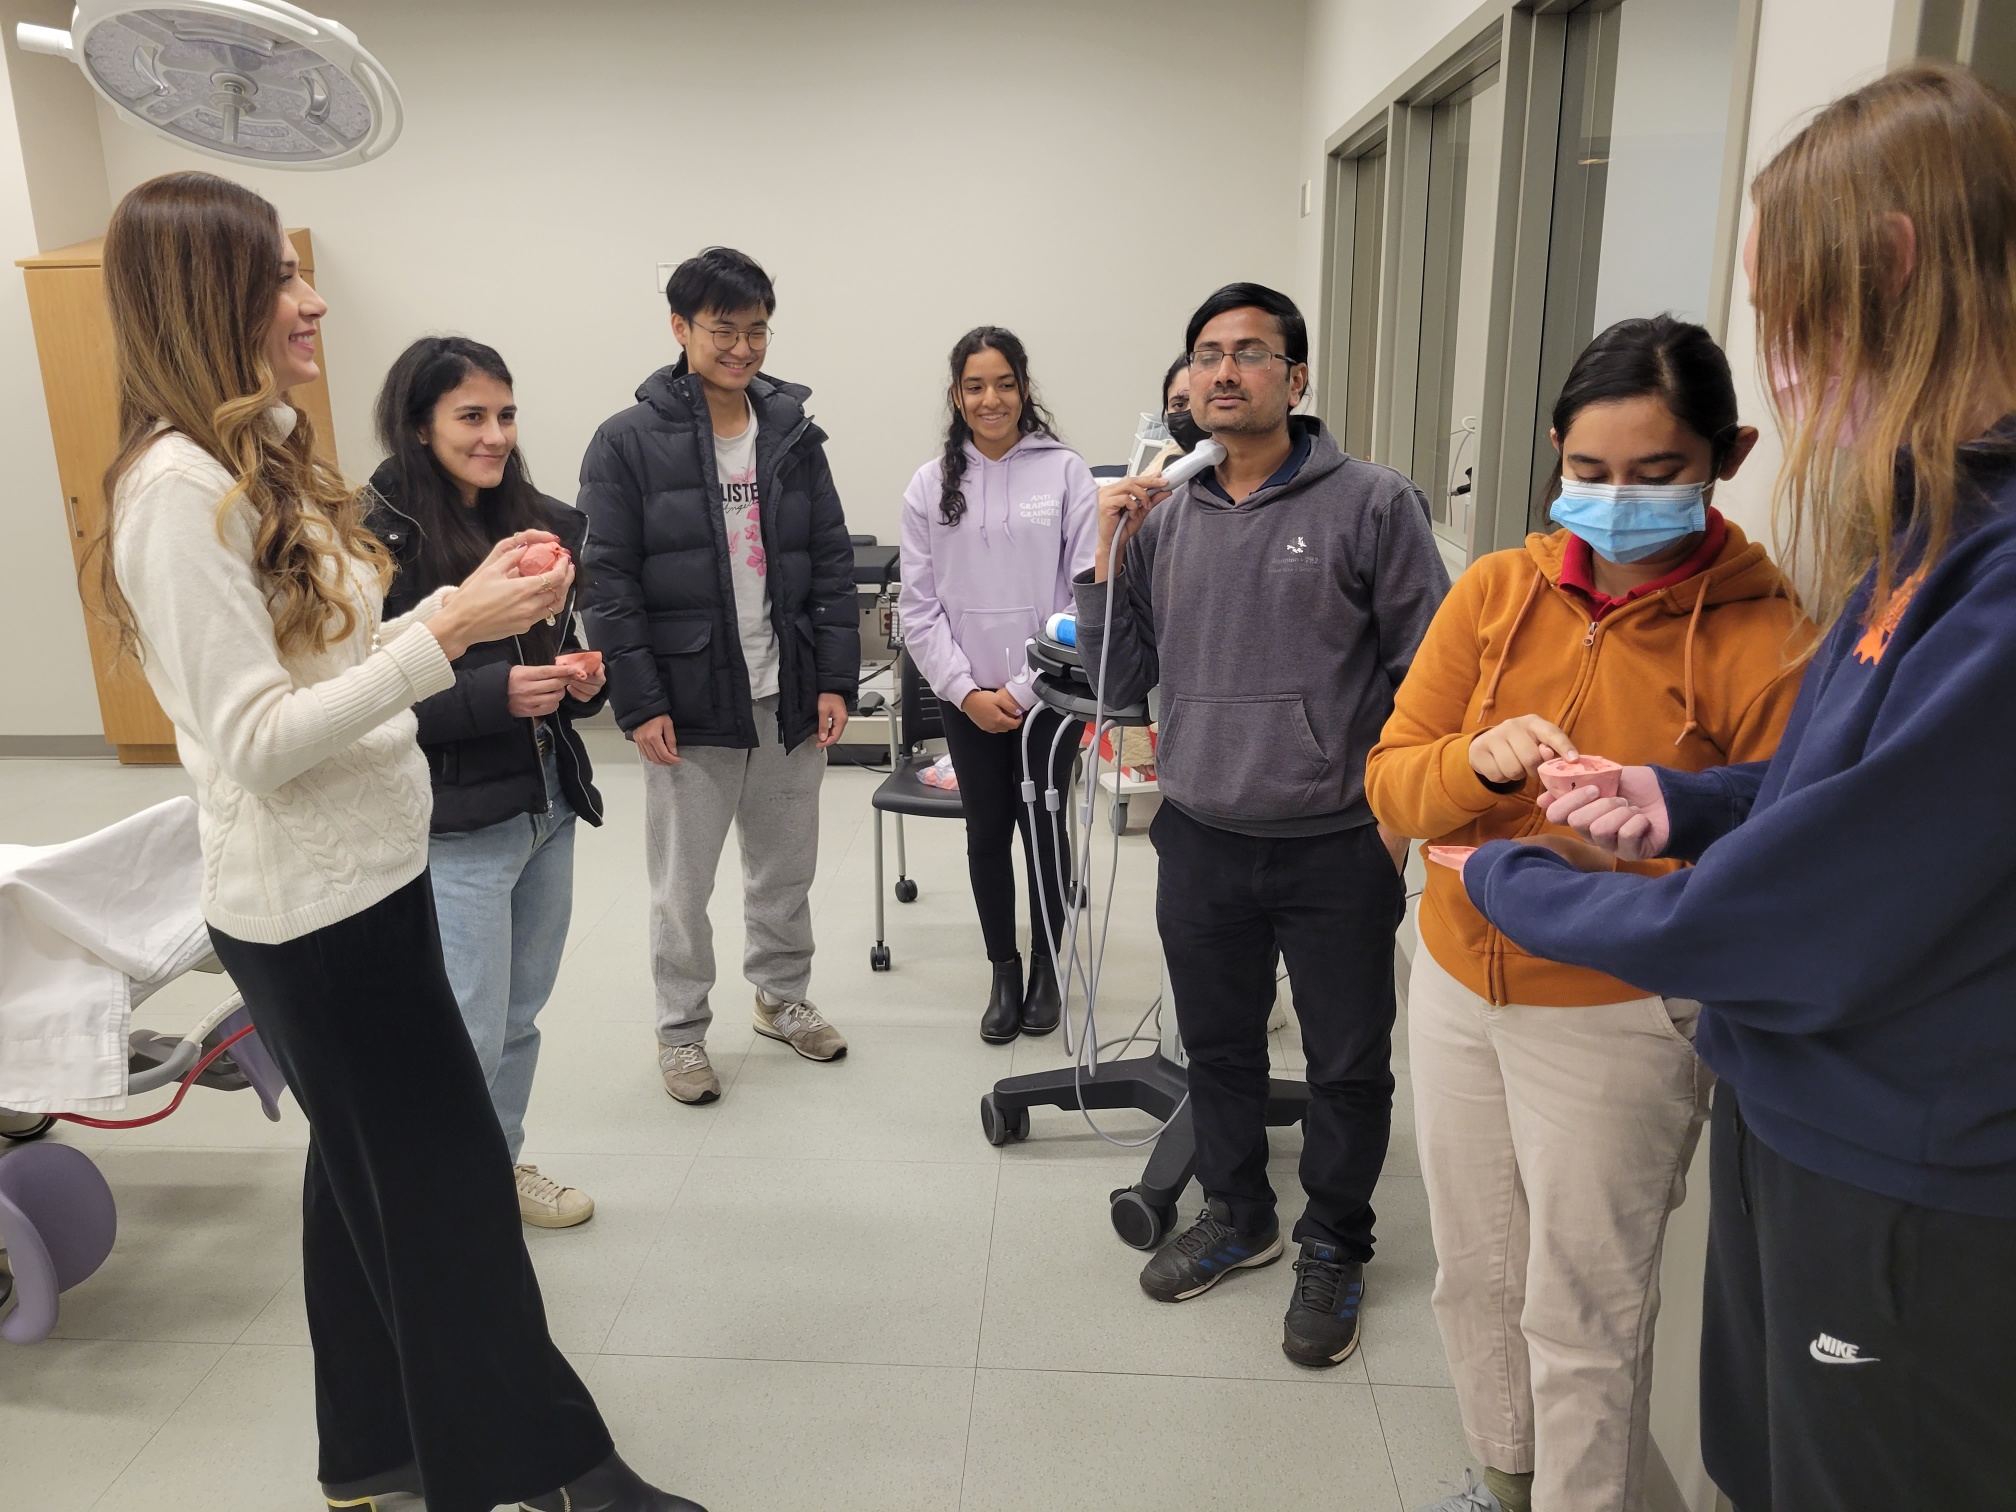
[{"x1": 1075, "y1": 283, "x2": 1448, "y2": 1368}]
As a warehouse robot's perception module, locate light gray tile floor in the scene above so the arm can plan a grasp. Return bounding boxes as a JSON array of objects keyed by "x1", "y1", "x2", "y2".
[{"x1": 0, "y1": 733, "x2": 1474, "y2": 1509}]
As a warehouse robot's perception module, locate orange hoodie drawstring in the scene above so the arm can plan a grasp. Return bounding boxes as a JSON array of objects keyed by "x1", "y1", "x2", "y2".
[
  {"x1": 1479, "y1": 568, "x2": 1545, "y2": 720},
  {"x1": 1675, "y1": 578, "x2": 1709, "y2": 745}
]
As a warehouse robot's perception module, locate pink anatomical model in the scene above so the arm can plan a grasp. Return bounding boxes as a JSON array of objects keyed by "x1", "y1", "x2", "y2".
[
  {"x1": 1427, "y1": 845, "x2": 1477, "y2": 870},
  {"x1": 555, "y1": 650, "x2": 603, "y2": 680},
  {"x1": 518, "y1": 540, "x2": 568, "y2": 577},
  {"x1": 1537, "y1": 754, "x2": 1623, "y2": 799}
]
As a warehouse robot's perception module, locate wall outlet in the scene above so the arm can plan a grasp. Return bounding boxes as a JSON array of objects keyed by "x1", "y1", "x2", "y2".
[
  {"x1": 656, "y1": 262, "x2": 676, "y2": 295},
  {"x1": 1299, "y1": 180, "x2": 1313, "y2": 218}
]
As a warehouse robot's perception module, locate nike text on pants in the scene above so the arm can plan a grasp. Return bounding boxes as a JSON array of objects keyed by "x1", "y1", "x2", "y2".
[
  {"x1": 645, "y1": 695, "x2": 824, "y2": 1046},
  {"x1": 1150, "y1": 802, "x2": 1404, "y2": 1256},
  {"x1": 1408, "y1": 945, "x2": 1711, "y2": 1512},
  {"x1": 1702, "y1": 1086, "x2": 2016, "y2": 1511}
]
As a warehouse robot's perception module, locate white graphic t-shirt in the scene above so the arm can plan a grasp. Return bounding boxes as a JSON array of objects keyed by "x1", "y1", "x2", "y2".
[{"x1": 714, "y1": 402, "x2": 780, "y2": 701}]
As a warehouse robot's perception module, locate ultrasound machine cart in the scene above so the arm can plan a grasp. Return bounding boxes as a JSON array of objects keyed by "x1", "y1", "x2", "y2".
[{"x1": 979, "y1": 626, "x2": 1310, "y2": 1251}]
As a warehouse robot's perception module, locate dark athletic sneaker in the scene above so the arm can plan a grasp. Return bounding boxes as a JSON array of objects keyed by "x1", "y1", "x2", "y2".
[
  {"x1": 1139, "y1": 1198, "x2": 1284, "y2": 1302},
  {"x1": 1281, "y1": 1240, "x2": 1365, "y2": 1367}
]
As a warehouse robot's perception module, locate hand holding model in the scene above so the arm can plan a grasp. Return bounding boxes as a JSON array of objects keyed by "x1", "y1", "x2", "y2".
[
  {"x1": 1543, "y1": 766, "x2": 1671, "y2": 862},
  {"x1": 507, "y1": 664, "x2": 574, "y2": 717},
  {"x1": 1468, "y1": 714, "x2": 1577, "y2": 785},
  {"x1": 429, "y1": 531, "x2": 573, "y2": 661},
  {"x1": 1093, "y1": 475, "x2": 1171, "y2": 579},
  {"x1": 556, "y1": 649, "x2": 606, "y2": 701}
]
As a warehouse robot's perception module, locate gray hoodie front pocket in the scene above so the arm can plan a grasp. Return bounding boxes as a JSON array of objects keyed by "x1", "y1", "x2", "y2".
[{"x1": 1157, "y1": 693, "x2": 1330, "y2": 821}]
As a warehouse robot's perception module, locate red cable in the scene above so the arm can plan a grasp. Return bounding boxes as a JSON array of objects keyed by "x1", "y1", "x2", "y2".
[{"x1": 53, "y1": 1024, "x2": 259, "y2": 1130}]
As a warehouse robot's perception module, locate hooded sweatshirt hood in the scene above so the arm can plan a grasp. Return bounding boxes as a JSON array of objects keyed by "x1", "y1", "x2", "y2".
[
  {"x1": 898, "y1": 431, "x2": 1099, "y2": 711},
  {"x1": 1365, "y1": 519, "x2": 1814, "y2": 1007}
]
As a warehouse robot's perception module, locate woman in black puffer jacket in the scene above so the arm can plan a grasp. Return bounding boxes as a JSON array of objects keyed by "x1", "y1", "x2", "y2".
[{"x1": 366, "y1": 335, "x2": 605, "y2": 1231}]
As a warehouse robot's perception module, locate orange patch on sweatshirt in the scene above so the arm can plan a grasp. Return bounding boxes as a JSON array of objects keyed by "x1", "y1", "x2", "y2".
[{"x1": 1853, "y1": 569, "x2": 1926, "y2": 665}]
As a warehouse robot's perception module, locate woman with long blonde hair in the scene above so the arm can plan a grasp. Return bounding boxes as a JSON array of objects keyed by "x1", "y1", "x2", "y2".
[
  {"x1": 102, "y1": 172, "x2": 699, "y2": 1512},
  {"x1": 1459, "y1": 63, "x2": 2016, "y2": 1510}
]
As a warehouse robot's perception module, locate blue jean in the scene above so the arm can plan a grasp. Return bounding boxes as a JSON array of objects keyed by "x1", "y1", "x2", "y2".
[{"x1": 428, "y1": 749, "x2": 576, "y2": 1162}]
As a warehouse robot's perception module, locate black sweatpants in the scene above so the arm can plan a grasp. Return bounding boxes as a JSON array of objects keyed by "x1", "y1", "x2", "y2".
[
  {"x1": 1702, "y1": 1086, "x2": 2016, "y2": 1511},
  {"x1": 937, "y1": 700, "x2": 1081, "y2": 963},
  {"x1": 1150, "y1": 802, "x2": 1404, "y2": 1257},
  {"x1": 208, "y1": 875, "x2": 611, "y2": 1512}
]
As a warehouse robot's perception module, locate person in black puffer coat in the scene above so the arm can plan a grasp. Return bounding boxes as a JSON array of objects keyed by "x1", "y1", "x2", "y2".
[
  {"x1": 579, "y1": 247, "x2": 858, "y2": 1107},
  {"x1": 367, "y1": 335, "x2": 605, "y2": 1231}
]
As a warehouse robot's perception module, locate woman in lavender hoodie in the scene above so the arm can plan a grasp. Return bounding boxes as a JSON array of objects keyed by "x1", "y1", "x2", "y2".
[{"x1": 900, "y1": 327, "x2": 1098, "y2": 1043}]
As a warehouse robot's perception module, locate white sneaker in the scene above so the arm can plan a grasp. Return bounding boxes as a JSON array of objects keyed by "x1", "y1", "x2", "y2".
[{"x1": 514, "y1": 1164, "x2": 594, "y2": 1229}]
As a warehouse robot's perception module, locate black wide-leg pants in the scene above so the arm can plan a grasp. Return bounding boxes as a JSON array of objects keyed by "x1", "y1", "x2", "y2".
[
  {"x1": 1150, "y1": 803, "x2": 1404, "y2": 1258},
  {"x1": 1701, "y1": 1086, "x2": 2016, "y2": 1512},
  {"x1": 209, "y1": 874, "x2": 611, "y2": 1512}
]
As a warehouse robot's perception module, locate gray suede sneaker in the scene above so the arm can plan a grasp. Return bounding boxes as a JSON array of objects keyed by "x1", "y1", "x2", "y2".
[
  {"x1": 659, "y1": 1042, "x2": 721, "y2": 1105},
  {"x1": 753, "y1": 993, "x2": 847, "y2": 1061},
  {"x1": 1415, "y1": 1470, "x2": 1506, "y2": 1511}
]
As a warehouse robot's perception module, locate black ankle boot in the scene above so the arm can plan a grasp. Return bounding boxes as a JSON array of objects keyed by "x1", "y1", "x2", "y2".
[
  {"x1": 981, "y1": 956, "x2": 1023, "y2": 1044},
  {"x1": 520, "y1": 1450, "x2": 706, "y2": 1511},
  {"x1": 1021, "y1": 947, "x2": 1061, "y2": 1036}
]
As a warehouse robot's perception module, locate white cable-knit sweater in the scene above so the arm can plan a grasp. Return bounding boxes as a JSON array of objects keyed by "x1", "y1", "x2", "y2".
[{"x1": 112, "y1": 410, "x2": 456, "y2": 944}]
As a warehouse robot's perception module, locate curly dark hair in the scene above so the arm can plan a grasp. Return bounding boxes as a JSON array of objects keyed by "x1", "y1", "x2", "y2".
[{"x1": 938, "y1": 326, "x2": 1059, "y2": 526}]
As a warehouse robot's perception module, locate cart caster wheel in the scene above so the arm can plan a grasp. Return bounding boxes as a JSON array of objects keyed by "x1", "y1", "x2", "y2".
[
  {"x1": 1110, "y1": 799, "x2": 1129, "y2": 834},
  {"x1": 894, "y1": 878, "x2": 919, "y2": 904},
  {"x1": 1109, "y1": 1186, "x2": 1177, "y2": 1251},
  {"x1": 870, "y1": 944, "x2": 891, "y2": 972},
  {"x1": 0, "y1": 1112, "x2": 54, "y2": 1143},
  {"x1": 980, "y1": 1094, "x2": 1029, "y2": 1147}
]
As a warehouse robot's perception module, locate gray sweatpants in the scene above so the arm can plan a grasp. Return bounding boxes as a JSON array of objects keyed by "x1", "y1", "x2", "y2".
[{"x1": 644, "y1": 697, "x2": 825, "y2": 1046}]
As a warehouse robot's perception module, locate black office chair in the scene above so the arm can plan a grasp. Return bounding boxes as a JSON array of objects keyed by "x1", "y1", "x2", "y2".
[{"x1": 868, "y1": 652, "x2": 961, "y2": 970}]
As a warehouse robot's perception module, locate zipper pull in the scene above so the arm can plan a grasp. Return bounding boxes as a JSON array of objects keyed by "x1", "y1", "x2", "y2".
[{"x1": 1582, "y1": 620, "x2": 1599, "y2": 648}]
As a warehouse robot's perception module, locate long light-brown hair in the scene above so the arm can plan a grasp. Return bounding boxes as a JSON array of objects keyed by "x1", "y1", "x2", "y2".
[
  {"x1": 95, "y1": 171, "x2": 388, "y2": 659},
  {"x1": 1753, "y1": 61, "x2": 2016, "y2": 630}
]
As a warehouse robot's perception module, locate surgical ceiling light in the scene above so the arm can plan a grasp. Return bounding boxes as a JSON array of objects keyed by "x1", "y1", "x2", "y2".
[{"x1": 15, "y1": 2, "x2": 402, "y2": 170}]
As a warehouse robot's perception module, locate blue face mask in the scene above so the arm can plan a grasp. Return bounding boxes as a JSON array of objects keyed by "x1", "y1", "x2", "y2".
[{"x1": 1550, "y1": 480, "x2": 1708, "y2": 564}]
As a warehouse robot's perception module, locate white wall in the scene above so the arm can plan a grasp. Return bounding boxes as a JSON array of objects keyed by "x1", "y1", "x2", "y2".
[
  {"x1": 92, "y1": 0, "x2": 1304, "y2": 541},
  {"x1": 0, "y1": 0, "x2": 104, "y2": 739},
  {"x1": 4, "y1": 0, "x2": 1307, "y2": 738}
]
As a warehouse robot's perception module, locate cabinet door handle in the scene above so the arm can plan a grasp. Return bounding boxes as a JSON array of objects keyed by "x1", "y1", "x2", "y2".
[{"x1": 64, "y1": 495, "x2": 82, "y2": 538}]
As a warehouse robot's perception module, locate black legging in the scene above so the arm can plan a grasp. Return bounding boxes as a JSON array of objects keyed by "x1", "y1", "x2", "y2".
[
  {"x1": 208, "y1": 875, "x2": 611, "y2": 1512},
  {"x1": 937, "y1": 699, "x2": 1081, "y2": 963}
]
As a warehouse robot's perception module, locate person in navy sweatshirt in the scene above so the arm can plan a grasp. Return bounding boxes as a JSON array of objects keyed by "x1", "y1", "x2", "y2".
[{"x1": 1459, "y1": 63, "x2": 2016, "y2": 1512}]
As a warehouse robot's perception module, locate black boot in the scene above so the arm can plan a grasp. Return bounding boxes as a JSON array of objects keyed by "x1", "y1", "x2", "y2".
[
  {"x1": 981, "y1": 956, "x2": 1023, "y2": 1044},
  {"x1": 1021, "y1": 945, "x2": 1062, "y2": 1036},
  {"x1": 520, "y1": 1450, "x2": 707, "y2": 1511}
]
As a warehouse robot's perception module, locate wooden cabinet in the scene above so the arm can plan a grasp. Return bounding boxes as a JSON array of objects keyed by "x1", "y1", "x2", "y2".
[{"x1": 17, "y1": 230, "x2": 340, "y2": 765}]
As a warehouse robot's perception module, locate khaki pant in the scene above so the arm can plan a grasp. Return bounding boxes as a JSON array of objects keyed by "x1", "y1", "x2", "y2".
[{"x1": 1409, "y1": 944, "x2": 1711, "y2": 1512}]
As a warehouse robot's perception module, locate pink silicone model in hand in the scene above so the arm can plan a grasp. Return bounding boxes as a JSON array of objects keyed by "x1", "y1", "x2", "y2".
[
  {"x1": 1427, "y1": 845, "x2": 1477, "y2": 870},
  {"x1": 555, "y1": 650, "x2": 603, "y2": 680},
  {"x1": 518, "y1": 540, "x2": 568, "y2": 578},
  {"x1": 1543, "y1": 765, "x2": 1671, "y2": 862},
  {"x1": 1537, "y1": 754, "x2": 1623, "y2": 799}
]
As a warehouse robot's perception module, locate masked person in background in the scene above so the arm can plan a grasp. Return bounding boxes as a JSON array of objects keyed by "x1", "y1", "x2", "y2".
[
  {"x1": 1366, "y1": 316, "x2": 1811, "y2": 1512},
  {"x1": 898, "y1": 327, "x2": 1096, "y2": 1042},
  {"x1": 1468, "y1": 63, "x2": 2016, "y2": 1512},
  {"x1": 1079, "y1": 282, "x2": 1448, "y2": 1368}
]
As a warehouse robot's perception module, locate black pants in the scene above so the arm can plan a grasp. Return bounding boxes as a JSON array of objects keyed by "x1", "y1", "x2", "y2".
[
  {"x1": 208, "y1": 876, "x2": 611, "y2": 1512},
  {"x1": 937, "y1": 700, "x2": 1081, "y2": 963},
  {"x1": 1702, "y1": 1086, "x2": 2016, "y2": 1511},
  {"x1": 1150, "y1": 803, "x2": 1403, "y2": 1257}
]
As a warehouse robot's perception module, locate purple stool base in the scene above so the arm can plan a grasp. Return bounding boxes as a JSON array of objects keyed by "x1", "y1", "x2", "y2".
[{"x1": 0, "y1": 1143, "x2": 117, "y2": 1344}]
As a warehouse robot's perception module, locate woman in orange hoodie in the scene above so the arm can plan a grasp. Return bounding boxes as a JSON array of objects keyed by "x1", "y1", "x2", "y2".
[{"x1": 1365, "y1": 316, "x2": 1811, "y2": 1512}]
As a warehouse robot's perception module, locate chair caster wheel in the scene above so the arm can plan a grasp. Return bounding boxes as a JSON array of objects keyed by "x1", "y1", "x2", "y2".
[
  {"x1": 894, "y1": 878, "x2": 919, "y2": 903},
  {"x1": 980, "y1": 1094, "x2": 1029, "y2": 1147},
  {"x1": 869, "y1": 944, "x2": 891, "y2": 971},
  {"x1": 1109, "y1": 1186, "x2": 1176, "y2": 1251},
  {"x1": 0, "y1": 1112, "x2": 53, "y2": 1143}
]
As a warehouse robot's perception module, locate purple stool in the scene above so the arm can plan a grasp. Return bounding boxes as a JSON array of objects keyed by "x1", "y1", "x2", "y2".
[
  {"x1": 0, "y1": 1143, "x2": 117, "y2": 1344},
  {"x1": 215, "y1": 1004, "x2": 287, "y2": 1122}
]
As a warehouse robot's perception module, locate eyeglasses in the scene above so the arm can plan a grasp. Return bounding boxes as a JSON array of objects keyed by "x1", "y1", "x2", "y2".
[
  {"x1": 692, "y1": 320, "x2": 772, "y2": 352},
  {"x1": 1189, "y1": 347, "x2": 1292, "y2": 372}
]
